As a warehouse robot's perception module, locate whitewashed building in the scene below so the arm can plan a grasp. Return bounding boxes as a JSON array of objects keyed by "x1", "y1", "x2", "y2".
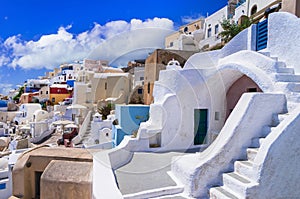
[{"x1": 93, "y1": 12, "x2": 300, "y2": 199}]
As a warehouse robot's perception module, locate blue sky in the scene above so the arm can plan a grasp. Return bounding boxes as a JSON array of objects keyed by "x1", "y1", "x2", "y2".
[{"x1": 0, "y1": 0, "x2": 227, "y2": 94}]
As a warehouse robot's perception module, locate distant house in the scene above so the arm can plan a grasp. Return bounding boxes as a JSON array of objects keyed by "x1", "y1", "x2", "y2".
[
  {"x1": 144, "y1": 49, "x2": 197, "y2": 105},
  {"x1": 19, "y1": 92, "x2": 39, "y2": 104},
  {"x1": 13, "y1": 103, "x2": 41, "y2": 125},
  {"x1": 165, "y1": 18, "x2": 205, "y2": 50},
  {"x1": 38, "y1": 85, "x2": 50, "y2": 102},
  {"x1": 50, "y1": 62, "x2": 81, "y2": 88},
  {"x1": 199, "y1": 6, "x2": 228, "y2": 50},
  {"x1": 25, "y1": 79, "x2": 50, "y2": 93},
  {"x1": 234, "y1": 0, "x2": 283, "y2": 23},
  {"x1": 49, "y1": 84, "x2": 72, "y2": 105},
  {"x1": 73, "y1": 72, "x2": 132, "y2": 106},
  {"x1": 84, "y1": 59, "x2": 109, "y2": 72}
]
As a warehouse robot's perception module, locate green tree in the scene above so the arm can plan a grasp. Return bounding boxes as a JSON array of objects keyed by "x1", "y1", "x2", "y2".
[
  {"x1": 13, "y1": 86, "x2": 25, "y2": 102},
  {"x1": 219, "y1": 17, "x2": 252, "y2": 43}
]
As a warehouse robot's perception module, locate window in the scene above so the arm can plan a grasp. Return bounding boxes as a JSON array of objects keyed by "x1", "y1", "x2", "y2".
[
  {"x1": 251, "y1": 5, "x2": 258, "y2": 15},
  {"x1": 46, "y1": 91, "x2": 48, "y2": 94},
  {"x1": 105, "y1": 82, "x2": 107, "y2": 90},
  {"x1": 52, "y1": 98, "x2": 55, "y2": 103},
  {"x1": 207, "y1": 28, "x2": 212, "y2": 38},
  {"x1": 138, "y1": 88, "x2": 143, "y2": 94},
  {"x1": 247, "y1": 88, "x2": 257, "y2": 92},
  {"x1": 147, "y1": 82, "x2": 151, "y2": 94},
  {"x1": 0, "y1": 183, "x2": 6, "y2": 190},
  {"x1": 169, "y1": 42, "x2": 174, "y2": 47},
  {"x1": 140, "y1": 77, "x2": 144, "y2": 81},
  {"x1": 215, "y1": 24, "x2": 219, "y2": 34},
  {"x1": 215, "y1": 112, "x2": 220, "y2": 121}
]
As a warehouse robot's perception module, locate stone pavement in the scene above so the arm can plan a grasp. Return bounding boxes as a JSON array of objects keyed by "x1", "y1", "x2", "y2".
[{"x1": 115, "y1": 151, "x2": 185, "y2": 195}]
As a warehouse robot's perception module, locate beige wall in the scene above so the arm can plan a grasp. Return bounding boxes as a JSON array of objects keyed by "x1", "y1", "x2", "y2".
[
  {"x1": 179, "y1": 18, "x2": 204, "y2": 33},
  {"x1": 12, "y1": 147, "x2": 93, "y2": 199},
  {"x1": 91, "y1": 74, "x2": 132, "y2": 104},
  {"x1": 41, "y1": 160, "x2": 92, "y2": 199},
  {"x1": 73, "y1": 83, "x2": 88, "y2": 105},
  {"x1": 165, "y1": 32, "x2": 180, "y2": 49},
  {"x1": 282, "y1": 0, "x2": 300, "y2": 17},
  {"x1": 165, "y1": 18, "x2": 204, "y2": 49},
  {"x1": 39, "y1": 86, "x2": 50, "y2": 101}
]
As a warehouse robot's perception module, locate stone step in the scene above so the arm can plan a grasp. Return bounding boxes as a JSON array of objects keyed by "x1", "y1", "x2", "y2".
[
  {"x1": 258, "y1": 51, "x2": 271, "y2": 57},
  {"x1": 261, "y1": 126, "x2": 272, "y2": 137},
  {"x1": 123, "y1": 186, "x2": 184, "y2": 199},
  {"x1": 222, "y1": 172, "x2": 257, "y2": 196},
  {"x1": 209, "y1": 186, "x2": 239, "y2": 199},
  {"x1": 276, "y1": 67, "x2": 295, "y2": 74},
  {"x1": 246, "y1": 148, "x2": 259, "y2": 162},
  {"x1": 251, "y1": 137, "x2": 265, "y2": 148},
  {"x1": 273, "y1": 74, "x2": 300, "y2": 82},
  {"x1": 271, "y1": 113, "x2": 288, "y2": 127},
  {"x1": 234, "y1": 160, "x2": 254, "y2": 178},
  {"x1": 275, "y1": 82, "x2": 300, "y2": 92},
  {"x1": 271, "y1": 57, "x2": 278, "y2": 61},
  {"x1": 287, "y1": 93, "x2": 300, "y2": 103},
  {"x1": 275, "y1": 61, "x2": 286, "y2": 68}
]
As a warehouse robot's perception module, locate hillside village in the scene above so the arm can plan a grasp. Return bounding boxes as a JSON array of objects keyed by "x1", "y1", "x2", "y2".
[{"x1": 0, "y1": 0, "x2": 299, "y2": 198}]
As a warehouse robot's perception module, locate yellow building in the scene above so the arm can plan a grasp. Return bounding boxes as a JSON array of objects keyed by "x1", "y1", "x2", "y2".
[{"x1": 49, "y1": 84, "x2": 72, "y2": 105}]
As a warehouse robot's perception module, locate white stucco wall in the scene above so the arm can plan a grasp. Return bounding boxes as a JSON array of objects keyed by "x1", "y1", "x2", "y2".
[
  {"x1": 73, "y1": 82, "x2": 88, "y2": 105},
  {"x1": 267, "y1": 12, "x2": 300, "y2": 74},
  {"x1": 199, "y1": 6, "x2": 227, "y2": 49},
  {"x1": 186, "y1": 24, "x2": 257, "y2": 70},
  {"x1": 93, "y1": 150, "x2": 123, "y2": 199},
  {"x1": 204, "y1": 6, "x2": 228, "y2": 39}
]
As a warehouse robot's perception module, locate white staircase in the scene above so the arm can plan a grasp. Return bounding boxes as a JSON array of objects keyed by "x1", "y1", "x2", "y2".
[
  {"x1": 210, "y1": 52, "x2": 300, "y2": 198},
  {"x1": 209, "y1": 52, "x2": 300, "y2": 199},
  {"x1": 210, "y1": 112, "x2": 288, "y2": 198},
  {"x1": 264, "y1": 52, "x2": 300, "y2": 105}
]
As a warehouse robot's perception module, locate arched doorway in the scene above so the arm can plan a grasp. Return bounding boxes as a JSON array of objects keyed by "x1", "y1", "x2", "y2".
[{"x1": 226, "y1": 75, "x2": 262, "y2": 120}]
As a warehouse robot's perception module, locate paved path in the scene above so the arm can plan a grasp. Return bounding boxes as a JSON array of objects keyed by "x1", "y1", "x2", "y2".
[{"x1": 115, "y1": 152, "x2": 185, "y2": 195}]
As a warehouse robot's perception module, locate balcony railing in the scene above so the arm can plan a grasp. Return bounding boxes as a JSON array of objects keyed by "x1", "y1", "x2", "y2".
[{"x1": 236, "y1": 0, "x2": 246, "y2": 8}]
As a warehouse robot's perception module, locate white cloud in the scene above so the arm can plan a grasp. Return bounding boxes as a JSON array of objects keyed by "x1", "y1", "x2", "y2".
[
  {"x1": 0, "y1": 18, "x2": 174, "y2": 69},
  {"x1": 181, "y1": 14, "x2": 205, "y2": 24},
  {"x1": 0, "y1": 83, "x2": 14, "y2": 95},
  {"x1": 0, "y1": 55, "x2": 9, "y2": 66}
]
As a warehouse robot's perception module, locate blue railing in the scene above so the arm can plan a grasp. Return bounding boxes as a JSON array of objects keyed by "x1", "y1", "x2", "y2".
[
  {"x1": 256, "y1": 19, "x2": 268, "y2": 51},
  {"x1": 236, "y1": 0, "x2": 246, "y2": 8}
]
